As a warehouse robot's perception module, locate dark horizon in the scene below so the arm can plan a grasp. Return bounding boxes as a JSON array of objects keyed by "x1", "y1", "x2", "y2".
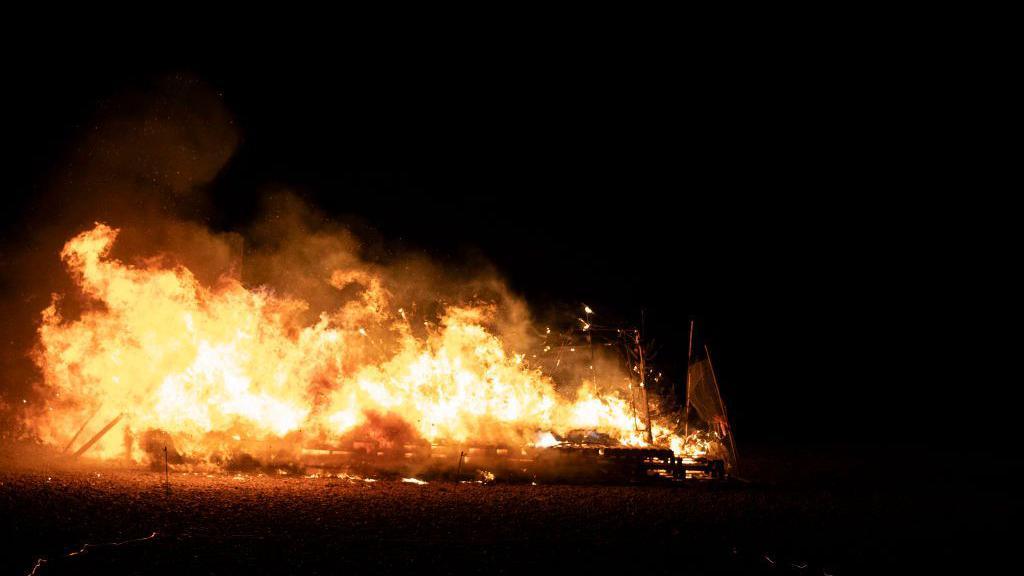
[{"x1": 2, "y1": 52, "x2": 1009, "y2": 453}]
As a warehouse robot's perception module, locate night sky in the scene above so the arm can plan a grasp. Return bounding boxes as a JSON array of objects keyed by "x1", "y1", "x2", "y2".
[{"x1": 3, "y1": 47, "x2": 1009, "y2": 452}]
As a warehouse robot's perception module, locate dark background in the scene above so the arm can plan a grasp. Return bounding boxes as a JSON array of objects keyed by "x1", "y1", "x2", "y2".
[{"x1": 2, "y1": 42, "x2": 1011, "y2": 454}]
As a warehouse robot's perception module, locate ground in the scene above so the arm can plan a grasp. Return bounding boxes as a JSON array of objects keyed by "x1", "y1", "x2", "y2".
[{"x1": 1, "y1": 444, "x2": 1019, "y2": 575}]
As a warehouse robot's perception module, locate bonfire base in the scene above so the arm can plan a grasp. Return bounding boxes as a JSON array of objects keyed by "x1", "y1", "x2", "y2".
[{"x1": 298, "y1": 442, "x2": 726, "y2": 483}]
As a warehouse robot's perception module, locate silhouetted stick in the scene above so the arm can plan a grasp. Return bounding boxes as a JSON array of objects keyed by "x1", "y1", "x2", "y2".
[
  {"x1": 163, "y1": 446, "x2": 168, "y2": 483},
  {"x1": 684, "y1": 319, "x2": 694, "y2": 437},
  {"x1": 457, "y1": 451, "x2": 465, "y2": 478},
  {"x1": 63, "y1": 408, "x2": 99, "y2": 454},
  {"x1": 72, "y1": 413, "x2": 124, "y2": 458}
]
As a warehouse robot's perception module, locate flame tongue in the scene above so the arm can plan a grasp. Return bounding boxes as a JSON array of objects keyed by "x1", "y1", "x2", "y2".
[{"x1": 33, "y1": 223, "x2": 684, "y2": 462}]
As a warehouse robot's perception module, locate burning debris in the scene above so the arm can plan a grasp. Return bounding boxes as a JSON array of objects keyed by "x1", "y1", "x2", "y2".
[{"x1": 27, "y1": 222, "x2": 735, "y2": 482}]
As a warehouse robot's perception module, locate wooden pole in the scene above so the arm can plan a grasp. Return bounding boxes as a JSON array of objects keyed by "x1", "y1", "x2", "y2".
[
  {"x1": 704, "y1": 345, "x2": 739, "y2": 468},
  {"x1": 63, "y1": 408, "x2": 99, "y2": 454},
  {"x1": 72, "y1": 413, "x2": 124, "y2": 458},
  {"x1": 684, "y1": 319, "x2": 694, "y2": 437},
  {"x1": 583, "y1": 304, "x2": 596, "y2": 393},
  {"x1": 163, "y1": 446, "x2": 168, "y2": 483},
  {"x1": 636, "y1": 332, "x2": 653, "y2": 445},
  {"x1": 624, "y1": 331, "x2": 640, "y2": 430}
]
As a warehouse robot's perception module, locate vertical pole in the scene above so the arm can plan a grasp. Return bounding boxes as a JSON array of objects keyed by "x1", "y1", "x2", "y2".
[
  {"x1": 163, "y1": 445, "x2": 168, "y2": 483},
  {"x1": 684, "y1": 319, "x2": 694, "y2": 437},
  {"x1": 625, "y1": 332, "x2": 639, "y2": 430},
  {"x1": 705, "y1": 344, "x2": 739, "y2": 468},
  {"x1": 636, "y1": 331, "x2": 653, "y2": 445},
  {"x1": 585, "y1": 305, "x2": 595, "y2": 390}
]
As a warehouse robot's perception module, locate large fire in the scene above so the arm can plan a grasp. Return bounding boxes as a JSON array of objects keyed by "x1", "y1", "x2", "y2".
[{"x1": 31, "y1": 223, "x2": 687, "y2": 465}]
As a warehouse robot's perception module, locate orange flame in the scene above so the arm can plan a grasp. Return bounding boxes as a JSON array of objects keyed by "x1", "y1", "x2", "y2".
[{"x1": 33, "y1": 223, "x2": 687, "y2": 463}]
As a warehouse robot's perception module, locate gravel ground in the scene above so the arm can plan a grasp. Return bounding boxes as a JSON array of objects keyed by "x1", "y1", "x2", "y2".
[{"x1": 2, "y1": 445, "x2": 1019, "y2": 575}]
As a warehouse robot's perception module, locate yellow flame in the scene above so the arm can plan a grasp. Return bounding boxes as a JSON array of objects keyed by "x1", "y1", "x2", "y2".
[{"x1": 32, "y1": 223, "x2": 698, "y2": 462}]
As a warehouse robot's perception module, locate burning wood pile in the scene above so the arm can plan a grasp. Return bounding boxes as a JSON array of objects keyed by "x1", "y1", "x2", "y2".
[{"x1": 28, "y1": 223, "x2": 734, "y2": 482}]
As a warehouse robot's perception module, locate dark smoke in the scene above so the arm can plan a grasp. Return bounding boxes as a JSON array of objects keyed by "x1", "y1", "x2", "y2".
[
  {"x1": 1, "y1": 73, "x2": 239, "y2": 438},
  {"x1": 0, "y1": 72, "x2": 551, "y2": 448}
]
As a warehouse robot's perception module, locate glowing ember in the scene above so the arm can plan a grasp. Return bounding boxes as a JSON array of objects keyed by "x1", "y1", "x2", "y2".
[
  {"x1": 533, "y1": 431, "x2": 560, "y2": 448},
  {"x1": 31, "y1": 223, "x2": 695, "y2": 465}
]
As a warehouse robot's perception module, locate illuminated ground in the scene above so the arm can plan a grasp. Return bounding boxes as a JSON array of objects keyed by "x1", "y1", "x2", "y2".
[{"x1": 1, "y1": 445, "x2": 1019, "y2": 575}]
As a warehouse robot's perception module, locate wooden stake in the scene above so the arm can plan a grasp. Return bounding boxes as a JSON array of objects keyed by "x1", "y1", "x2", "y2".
[
  {"x1": 63, "y1": 408, "x2": 99, "y2": 454},
  {"x1": 684, "y1": 319, "x2": 694, "y2": 437},
  {"x1": 636, "y1": 331, "x2": 653, "y2": 445},
  {"x1": 163, "y1": 446, "x2": 168, "y2": 483},
  {"x1": 705, "y1": 345, "x2": 739, "y2": 468},
  {"x1": 624, "y1": 330, "x2": 639, "y2": 431}
]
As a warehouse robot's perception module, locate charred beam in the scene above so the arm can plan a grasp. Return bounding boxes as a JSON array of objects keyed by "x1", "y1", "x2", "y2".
[
  {"x1": 62, "y1": 408, "x2": 99, "y2": 454},
  {"x1": 72, "y1": 413, "x2": 124, "y2": 458}
]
